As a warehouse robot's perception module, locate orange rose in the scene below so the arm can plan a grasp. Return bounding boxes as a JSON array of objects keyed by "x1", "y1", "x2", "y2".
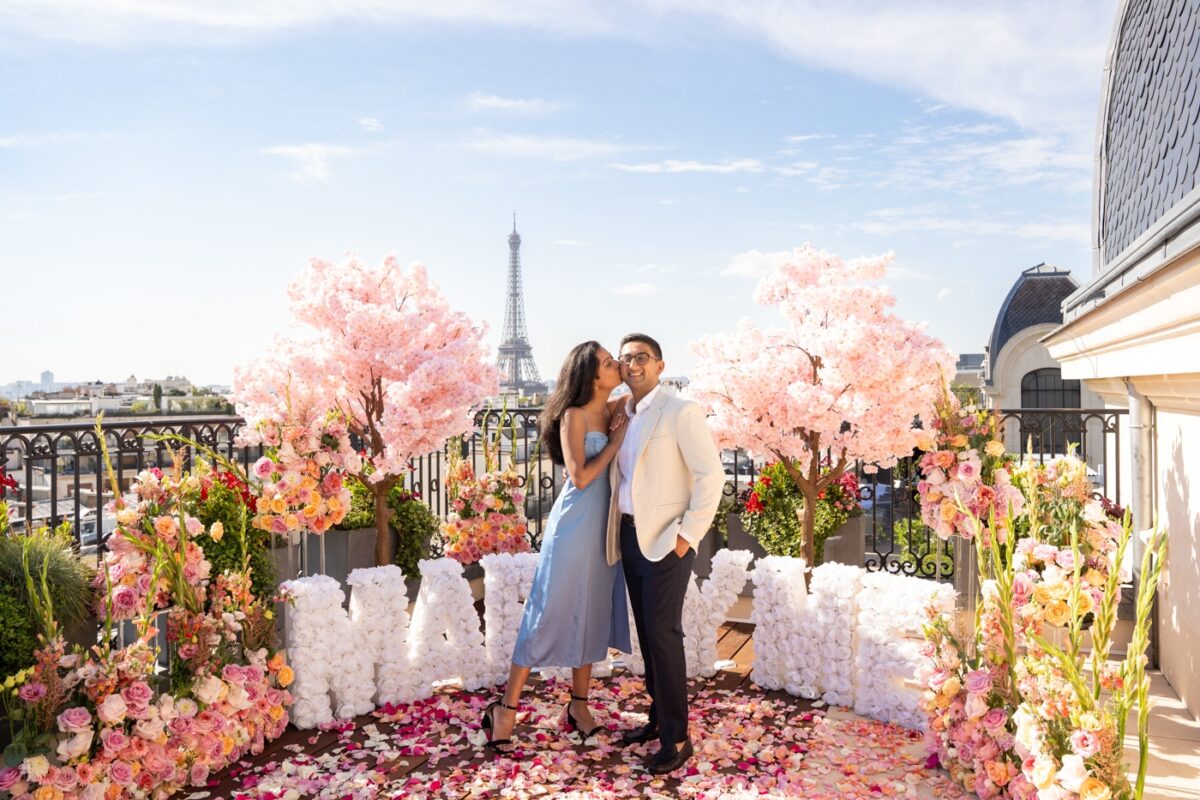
[{"x1": 1079, "y1": 777, "x2": 1112, "y2": 800}]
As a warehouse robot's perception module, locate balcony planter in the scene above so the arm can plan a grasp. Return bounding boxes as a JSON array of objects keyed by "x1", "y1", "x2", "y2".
[
  {"x1": 820, "y1": 515, "x2": 866, "y2": 567},
  {"x1": 726, "y1": 513, "x2": 766, "y2": 595},
  {"x1": 692, "y1": 523, "x2": 722, "y2": 580},
  {"x1": 305, "y1": 527, "x2": 377, "y2": 589}
]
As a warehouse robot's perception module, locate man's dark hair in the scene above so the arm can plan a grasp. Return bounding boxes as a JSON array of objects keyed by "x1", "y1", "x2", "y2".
[{"x1": 619, "y1": 333, "x2": 662, "y2": 359}]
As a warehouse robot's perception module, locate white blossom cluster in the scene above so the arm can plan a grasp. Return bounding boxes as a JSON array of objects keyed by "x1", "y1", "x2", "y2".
[
  {"x1": 347, "y1": 565, "x2": 421, "y2": 705},
  {"x1": 283, "y1": 575, "x2": 375, "y2": 729},
  {"x1": 683, "y1": 549, "x2": 754, "y2": 678},
  {"x1": 853, "y1": 571, "x2": 957, "y2": 729},
  {"x1": 480, "y1": 552, "x2": 540, "y2": 685},
  {"x1": 805, "y1": 562, "x2": 862, "y2": 706},
  {"x1": 407, "y1": 557, "x2": 489, "y2": 692},
  {"x1": 749, "y1": 556, "x2": 810, "y2": 693}
]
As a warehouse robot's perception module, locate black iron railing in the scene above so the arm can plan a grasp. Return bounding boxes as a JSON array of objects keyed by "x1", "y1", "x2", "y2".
[{"x1": 0, "y1": 406, "x2": 1126, "y2": 581}]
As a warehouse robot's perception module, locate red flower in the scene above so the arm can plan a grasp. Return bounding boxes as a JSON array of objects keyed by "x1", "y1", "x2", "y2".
[
  {"x1": 744, "y1": 492, "x2": 764, "y2": 514},
  {"x1": 759, "y1": 475, "x2": 772, "y2": 486},
  {"x1": 0, "y1": 466, "x2": 17, "y2": 492}
]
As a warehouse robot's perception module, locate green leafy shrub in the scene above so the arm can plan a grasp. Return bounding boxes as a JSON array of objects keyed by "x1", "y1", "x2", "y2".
[
  {"x1": 389, "y1": 489, "x2": 437, "y2": 580},
  {"x1": 0, "y1": 520, "x2": 94, "y2": 633},
  {"x1": 194, "y1": 480, "x2": 276, "y2": 602},
  {"x1": 739, "y1": 462, "x2": 861, "y2": 564},
  {"x1": 0, "y1": 583, "x2": 38, "y2": 678},
  {"x1": 893, "y1": 517, "x2": 952, "y2": 573},
  {"x1": 338, "y1": 478, "x2": 437, "y2": 580}
]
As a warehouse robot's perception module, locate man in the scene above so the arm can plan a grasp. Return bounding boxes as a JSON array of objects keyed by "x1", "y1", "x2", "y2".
[{"x1": 606, "y1": 333, "x2": 725, "y2": 775}]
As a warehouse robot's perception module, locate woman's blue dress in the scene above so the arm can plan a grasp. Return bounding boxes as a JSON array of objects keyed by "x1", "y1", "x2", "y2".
[{"x1": 512, "y1": 431, "x2": 632, "y2": 667}]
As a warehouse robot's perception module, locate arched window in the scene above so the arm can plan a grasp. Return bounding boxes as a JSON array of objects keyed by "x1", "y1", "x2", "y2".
[
  {"x1": 1020, "y1": 368, "x2": 1082, "y2": 455},
  {"x1": 1021, "y1": 368, "x2": 1081, "y2": 409}
]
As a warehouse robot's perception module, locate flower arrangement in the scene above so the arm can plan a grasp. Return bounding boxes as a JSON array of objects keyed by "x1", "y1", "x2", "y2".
[
  {"x1": 740, "y1": 461, "x2": 861, "y2": 564},
  {"x1": 0, "y1": 424, "x2": 293, "y2": 800},
  {"x1": 915, "y1": 388, "x2": 1023, "y2": 543},
  {"x1": 247, "y1": 407, "x2": 358, "y2": 538},
  {"x1": 440, "y1": 421, "x2": 530, "y2": 564},
  {"x1": 918, "y1": 394, "x2": 1166, "y2": 800}
]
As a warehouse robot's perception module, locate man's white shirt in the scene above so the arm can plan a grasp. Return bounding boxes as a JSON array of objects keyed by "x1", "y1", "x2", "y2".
[{"x1": 617, "y1": 383, "x2": 661, "y2": 516}]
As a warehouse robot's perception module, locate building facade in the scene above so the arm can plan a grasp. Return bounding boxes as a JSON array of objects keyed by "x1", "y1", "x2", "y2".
[{"x1": 1044, "y1": 0, "x2": 1200, "y2": 718}]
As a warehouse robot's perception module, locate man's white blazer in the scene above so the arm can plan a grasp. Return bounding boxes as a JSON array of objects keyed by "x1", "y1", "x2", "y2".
[{"x1": 605, "y1": 388, "x2": 725, "y2": 565}]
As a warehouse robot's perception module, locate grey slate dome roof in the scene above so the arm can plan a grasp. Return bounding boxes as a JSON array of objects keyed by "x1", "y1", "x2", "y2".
[
  {"x1": 985, "y1": 264, "x2": 1078, "y2": 385},
  {"x1": 1098, "y1": 0, "x2": 1200, "y2": 268}
]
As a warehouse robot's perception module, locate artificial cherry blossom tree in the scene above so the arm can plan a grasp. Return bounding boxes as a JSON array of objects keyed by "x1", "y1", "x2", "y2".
[
  {"x1": 689, "y1": 244, "x2": 956, "y2": 570},
  {"x1": 235, "y1": 254, "x2": 498, "y2": 565}
]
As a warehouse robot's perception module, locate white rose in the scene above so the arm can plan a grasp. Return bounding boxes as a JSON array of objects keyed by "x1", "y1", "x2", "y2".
[
  {"x1": 56, "y1": 730, "x2": 94, "y2": 762},
  {"x1": 23, "y1": 754, "x2": 51, "y2": 780},
  {"x1": 1056, "y1": 754, "x2": 1089, "y2": 792}
]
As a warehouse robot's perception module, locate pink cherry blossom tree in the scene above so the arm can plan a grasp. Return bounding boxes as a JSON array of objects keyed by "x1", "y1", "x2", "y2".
[
  {"x1": 689, "y1": 244, "x2": 957, "y2": 570},
  {"x1": 235, "y1": 254, "x2": 498, "y2": 565}
]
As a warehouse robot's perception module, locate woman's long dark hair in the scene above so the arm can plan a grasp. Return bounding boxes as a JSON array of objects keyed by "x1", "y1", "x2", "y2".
[{"x1": 540, "y1": 341, "x2": 602, "y2": 465}]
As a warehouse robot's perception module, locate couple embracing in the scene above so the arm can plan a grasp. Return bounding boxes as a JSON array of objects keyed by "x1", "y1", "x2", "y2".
[{"x1": 480, "y1": 333, "x2": 725, "y2": 775}]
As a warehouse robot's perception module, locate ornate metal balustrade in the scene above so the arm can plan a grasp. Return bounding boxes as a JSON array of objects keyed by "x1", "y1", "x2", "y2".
[{"x1": 0, "y1": 406, "x2": 1126, "y2": 581}]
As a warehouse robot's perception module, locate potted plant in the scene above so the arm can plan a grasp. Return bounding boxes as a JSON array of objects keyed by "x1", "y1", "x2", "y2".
[{"x1": 331, "y1": 477, "x2": 438, "y2": 600}]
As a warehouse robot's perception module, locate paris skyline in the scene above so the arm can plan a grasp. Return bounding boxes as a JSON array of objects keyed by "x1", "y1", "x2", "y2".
[{"x1": 1, "y1": 2, "x2": 1114, "y2": 386}]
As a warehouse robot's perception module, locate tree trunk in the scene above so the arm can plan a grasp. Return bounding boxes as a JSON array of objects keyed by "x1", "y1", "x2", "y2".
[
  {"x1": 798, "y1": 487, "x2": 818, "y2": 570},
  {"x1": 374, "y1": 486, "x2": 395, "y2": 566}
]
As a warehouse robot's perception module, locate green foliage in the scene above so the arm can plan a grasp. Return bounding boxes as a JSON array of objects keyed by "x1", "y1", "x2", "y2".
[
  {"x1": 194, "y1": 481, "x2": 276, "y2": 602},
  {"x1": 0, "y1": 521, "x2": 94, "y2": 632},
  {"x1": 336, "y1": 478, "x2": 376, "y2": 531},
  {"x1": 893, "y1": 517, "x2": 952, "y2": 574},
  {"x1": 0, "y1": 584, "x2": 38, "y2": 678},
  {"x1": 389, "y1": 491, "x2": 437, "y2": 581},
  {"x1": 740, "y1": 462, "x2": 848, "y2": 563},
  {"x1": 337, "y1": 478, "x2": 436, "y2": 580}
]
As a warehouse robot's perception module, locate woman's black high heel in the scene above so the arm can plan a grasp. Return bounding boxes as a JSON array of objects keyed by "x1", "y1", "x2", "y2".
[
  {"x1": 482, "y1": 699, "x2": 519, "y2": 753},
  {"x1": 564, "y1": 694, "x2": 604, "y2": 739}
]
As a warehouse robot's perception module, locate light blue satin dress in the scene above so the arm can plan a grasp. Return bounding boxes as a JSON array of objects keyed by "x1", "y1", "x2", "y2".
[{"x1": 512, "y1": 431, "x2": 632, "y2": 668}]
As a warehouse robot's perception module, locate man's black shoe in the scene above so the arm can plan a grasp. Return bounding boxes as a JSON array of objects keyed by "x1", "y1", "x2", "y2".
[
  {"x1": 620, "y1": 722, "x2": 659, "y2": 746},
  {"x1": 647, "y1": 739, "x2": 693, "y2": 775}
]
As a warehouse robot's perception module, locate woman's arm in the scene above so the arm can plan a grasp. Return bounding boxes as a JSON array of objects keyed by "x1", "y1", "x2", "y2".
[{"x1": 561, "y1": 407, "x2": 626, "y2": 490}]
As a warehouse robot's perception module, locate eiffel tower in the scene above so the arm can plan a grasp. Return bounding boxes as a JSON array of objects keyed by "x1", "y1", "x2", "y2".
[{"x1": 496, "y1": 216, "x2": 546, "y2": 396}]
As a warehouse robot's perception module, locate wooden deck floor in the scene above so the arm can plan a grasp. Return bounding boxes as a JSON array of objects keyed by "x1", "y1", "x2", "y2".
[{"x1": 205, "y1": 621, "x2": 820, "y2": 797}]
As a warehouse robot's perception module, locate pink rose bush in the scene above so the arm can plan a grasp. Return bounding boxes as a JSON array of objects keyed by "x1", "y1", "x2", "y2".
[
  {"x1": 2, "y1": 441, "x2": 293, "y2": 800},
  {"x1": 919, "y1": 393, "x2": 1167, "y2": 800},
  {"x1": 441, "y1": 451, "x2": 530, "y2": 564}
]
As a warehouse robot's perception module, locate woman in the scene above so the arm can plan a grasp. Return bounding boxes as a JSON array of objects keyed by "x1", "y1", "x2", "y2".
[{"x1": 481, "y1": 341, "x2": 632, "y2": 752}]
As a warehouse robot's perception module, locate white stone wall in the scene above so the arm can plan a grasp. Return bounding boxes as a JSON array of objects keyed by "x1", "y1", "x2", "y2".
[{"x1": 1154, "y1": 408, "x2": 1200, "y2": 719}]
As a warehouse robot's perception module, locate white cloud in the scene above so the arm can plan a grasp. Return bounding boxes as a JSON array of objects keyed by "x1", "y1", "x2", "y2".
[
  {"x1": 0, "y1": 2, "x2": 1114, "y2": 143},
  {"x1": 0, "y1": 132, "x2": 85, "y2": 147},
  {"x1": 610, "y1": 158, "x2": 763, "y2": 174},
  {"x1": 635, "y1": 263, "x2": 676, "y2": 274},
  {"x1": 358, "y1": 117, "x2": 383, "y2": 132},
  {"x1": 936, "y1": 287, "x2": 953, "y2": 300},
  {"x1": 785, "y1": 134, "x2": 835, "y2": 143},
  {"x1": 260, "y1": 142, "x2": 359, "y2": 181},
  {"x1": 466, "y1": 133, "x2": 632, "y2": 161},
  {"x1": 612, "y1": 282, "x2": 659, "y2": 296},
  {"x1": 467, "y1": 92, "x2": 563, "y2": 114},
  {"x1": 847, "y1": 206, "x2": 1090, "y2": 244},
  {"x1": 721, "y1": 249, "x2": 790, "y2": 278}
]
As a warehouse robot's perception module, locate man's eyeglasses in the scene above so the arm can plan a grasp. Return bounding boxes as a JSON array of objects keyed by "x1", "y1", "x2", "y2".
[{"x1": 618, "y1": 353, "x2": 659, "y2": 366}]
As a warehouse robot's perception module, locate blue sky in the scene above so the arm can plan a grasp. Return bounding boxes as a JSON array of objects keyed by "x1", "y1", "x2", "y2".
[{"x1": 0, "y1": 1, "x2": 1117, "y2": 387}]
